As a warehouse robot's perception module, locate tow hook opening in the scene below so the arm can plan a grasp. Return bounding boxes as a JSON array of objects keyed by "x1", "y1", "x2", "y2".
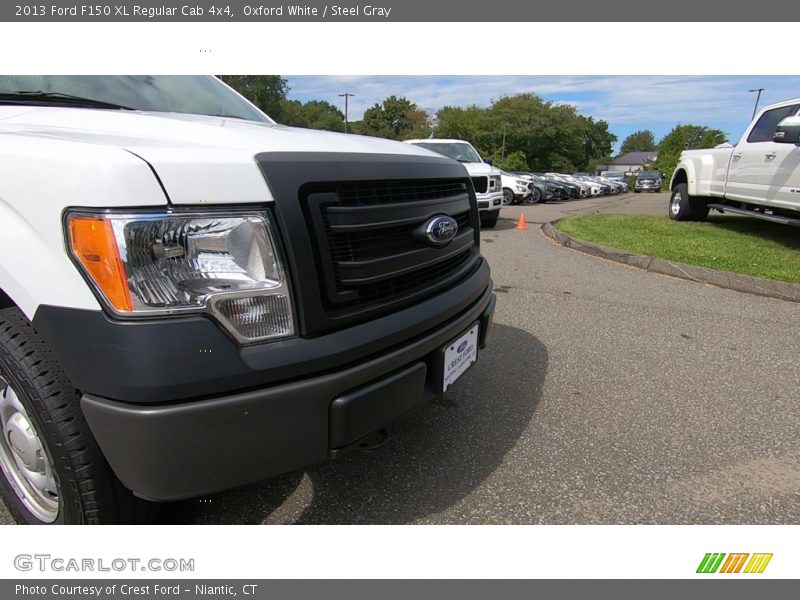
[
  {"x1": 329, "y1": 428, "x2": 390, "y2": 460},
  {"x1": 357, "y1": 428, "x2": 389, "y2": 452}
]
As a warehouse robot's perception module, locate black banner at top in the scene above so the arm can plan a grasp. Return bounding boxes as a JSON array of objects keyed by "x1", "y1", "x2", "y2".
[{"x1": 4, "y1": 0, "x2": 800, "y2": 21}]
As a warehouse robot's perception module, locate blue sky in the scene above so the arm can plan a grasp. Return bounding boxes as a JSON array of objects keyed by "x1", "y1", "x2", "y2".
[{"x1": 285, "y1": 75, "x2": 800, "y2": 153}]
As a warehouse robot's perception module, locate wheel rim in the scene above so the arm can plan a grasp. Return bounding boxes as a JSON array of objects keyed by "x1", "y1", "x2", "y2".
[
  {"x1": 503, "y1": 189, "x2": 513, "y2": 205},
  {"x1": 670, "y1": 192, "x2": 682, "y2": 216},
  {"x1": 0, "y1": 374, "x2": 59, "y2": 522}
]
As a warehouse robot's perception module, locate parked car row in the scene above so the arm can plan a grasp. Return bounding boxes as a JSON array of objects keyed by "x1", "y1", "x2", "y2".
[
  {"x1": 573, "y1": 173, "x2": 631, "y2": 195},
  {"x1": 500, "y1": 171, "x2": 630, "y2": 204},
  {"x1": 403, "y1": 137, "x2": 647, "y2": 219}
]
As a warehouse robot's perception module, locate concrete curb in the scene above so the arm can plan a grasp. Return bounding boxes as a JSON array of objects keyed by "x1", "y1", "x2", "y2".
[{"x1": 541, "y1": 221, "x2": 800, "y2": 303}]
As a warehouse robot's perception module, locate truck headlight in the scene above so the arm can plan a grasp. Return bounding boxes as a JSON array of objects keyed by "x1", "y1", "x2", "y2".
[{"x1": 66, "y1": 210, "x2": 294, "y2": 343}]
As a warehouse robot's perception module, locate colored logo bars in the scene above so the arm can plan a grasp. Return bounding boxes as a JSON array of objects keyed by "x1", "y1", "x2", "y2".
[{"x1": 696, "y1": 553, "x2": 773, "y2": 574}]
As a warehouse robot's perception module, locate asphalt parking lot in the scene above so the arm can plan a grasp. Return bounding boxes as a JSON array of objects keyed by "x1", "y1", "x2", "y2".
[{"x1": 2, "y1": 193, "x2": 799, "y2": 525}]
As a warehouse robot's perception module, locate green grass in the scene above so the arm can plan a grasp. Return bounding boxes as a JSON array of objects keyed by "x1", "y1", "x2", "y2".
[{"x1": 555, "y1": 214, "x2": 800, "y2": 284}]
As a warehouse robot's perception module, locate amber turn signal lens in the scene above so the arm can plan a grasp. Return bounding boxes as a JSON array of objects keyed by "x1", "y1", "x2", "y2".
[{"x1": 68, "y1": 217, "x2": 132, "y2": 312}]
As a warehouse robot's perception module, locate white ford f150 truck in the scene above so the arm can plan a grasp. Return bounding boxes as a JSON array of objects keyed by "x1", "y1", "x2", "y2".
[
  {"x1": 669, "y1": 97, "x2": 800, "y2": 224},
  {"x1": 404, "y1": 139, "x2": 504, "y2": 228},
  {"x1": 0, "y1": 75, "x2": 495, "y2": 524}
]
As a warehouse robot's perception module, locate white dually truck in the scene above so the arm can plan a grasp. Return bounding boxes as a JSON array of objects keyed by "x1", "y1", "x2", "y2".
[{"x1": 669, "y1": 97, "x2": 800, "y2": 224}]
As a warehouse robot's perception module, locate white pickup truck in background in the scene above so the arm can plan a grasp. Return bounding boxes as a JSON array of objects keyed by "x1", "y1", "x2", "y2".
[
  {"x1": 405, "y1": 139, "x2": 504, "y2": 228},
  {"x1": 669, "y1": 97, "x2": 800, "y2": 224}
]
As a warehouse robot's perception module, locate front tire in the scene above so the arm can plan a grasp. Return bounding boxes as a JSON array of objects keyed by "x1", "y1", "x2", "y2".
[
  {"x1": 529, "y1": 188, "x2": 543, "y2": 204},
  {"x1": 502, "y1": 188, "x2": 515, "y2": 205},
  {"x1": 0, "y1": 307, "x2": 154, "y2": 524},
  {"x1": 480, "y1": 211, "x2": 499, "y2": 228},
  {"x1": 668, "y1": 183, "x2": 709, "y2": 222}
]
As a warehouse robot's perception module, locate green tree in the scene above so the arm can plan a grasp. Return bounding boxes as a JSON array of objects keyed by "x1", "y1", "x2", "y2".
[
  {"x1": 578, "y1": 116, "x2": 617, "y2": 171},
  {"x1": 485, "y1": 95, "x2": 614, "y2": 172},
  {"x1": 655, "y1": 124, "x2": 727, "y2": 177},
  {"x1": 279, "y1": 99, "x2": 344, "y2": 132},
  {"x1": 489, "y1": 94, "x2": 558, "y2": 170},
  {"x1": 218, "y1": 75, "x2": 289, "y2": 120},
  {"x1": 434, "y1": 104, "x2": 492, "y2": 149},
  {"x1": 491, "y1": 150, "x2": 529, "y2": 172},
  {"x1": 279, "y1": 99, "x2": 307, "y2": 127},
  {"x1": 400, "y1": 106, "x2": 434, "y2": 140},
  {"x1": 358, "y1": 92, "x2": 616, "y2": 173},
  {"x1": 619, "y1": 129, "x2": 657, "y2": 155},
  {"x1": 359, "y1": 96, "x2": 432, "y2": 140}
]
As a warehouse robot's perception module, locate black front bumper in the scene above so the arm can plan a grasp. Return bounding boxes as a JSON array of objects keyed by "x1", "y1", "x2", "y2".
[{"x1": 40, "y1": 277, "x2": 494, "y2": 501}]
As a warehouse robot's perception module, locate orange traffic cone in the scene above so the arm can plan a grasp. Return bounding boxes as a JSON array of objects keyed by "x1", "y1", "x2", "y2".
[{"x1": 516, "y1": 213, "x2": 528, "y2": 230}]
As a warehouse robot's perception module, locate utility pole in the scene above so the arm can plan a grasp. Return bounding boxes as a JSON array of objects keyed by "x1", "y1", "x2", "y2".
[
  {"x1": 338, "y1": 92, "x2": 354, "y2": 133},
  {"x1": 501, "y1": 123, "x2": 507, "y2": 159},
  {"x1": 748, "y1": 88, "x2": 765, "y2": 120}
]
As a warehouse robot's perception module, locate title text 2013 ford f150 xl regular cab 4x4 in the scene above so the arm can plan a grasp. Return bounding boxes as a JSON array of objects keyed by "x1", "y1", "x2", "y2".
[
  {"x1": 0, "y1": 76, "x2": 495, "y2": 524},
  {"x1": 669, "y1": 97, "x2": 800, "y2": 224}
]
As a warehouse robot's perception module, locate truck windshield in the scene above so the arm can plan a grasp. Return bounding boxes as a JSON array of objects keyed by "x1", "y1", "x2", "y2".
[
  {"x1": 0, "y1": 76, "x2": 270, "y2": 123},
  {"x1": 411, "y1": 141, "x2": 483, "y2": 163},
  {"x1": 639, "y1": 171, "x2": 660, "y2": 178}
]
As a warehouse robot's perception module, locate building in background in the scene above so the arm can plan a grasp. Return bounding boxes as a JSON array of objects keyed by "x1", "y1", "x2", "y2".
[{"x1": 596, "y1": 151, "x2": 658, "y2": 175}]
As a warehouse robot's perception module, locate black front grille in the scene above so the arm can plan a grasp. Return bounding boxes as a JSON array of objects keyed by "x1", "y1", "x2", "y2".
[
  {"x1": 328, "y1": 211, "x2": 471, "y2": 263},
  {"x1": 338, "y1": 247, "x2": 474, "y2": 309},
  {"x1": 337, "y1": 180, "x2": 469, "y2": 207},
  {"x1": 471, "y1": 176, "x2": 488, "y2": 194},
  {"x1": 303, "y1": 178, "x2": 479, "y2": 315}
]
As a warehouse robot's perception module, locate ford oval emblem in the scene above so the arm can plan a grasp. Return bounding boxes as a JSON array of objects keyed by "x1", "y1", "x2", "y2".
[
  {"x1": 425, "y1": 216, "x2": 458, "y2": 247},
  {"x1": 457, "y1": 340, "x2": 469, "y2": 353}
]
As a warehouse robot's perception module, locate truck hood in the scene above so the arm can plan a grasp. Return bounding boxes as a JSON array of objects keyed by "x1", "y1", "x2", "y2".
[
  {"x1": 459, "y1": 162, "x2": 497, "y2": 177},
  {"x1": 0, "y1": 106, "x2": 445, "y2": 204}
]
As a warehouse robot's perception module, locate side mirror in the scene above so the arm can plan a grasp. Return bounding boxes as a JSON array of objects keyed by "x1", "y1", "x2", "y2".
[
  {"x1": 484, "y1": 157, "x2": 494, "y2": 166},
  {"x1": 774, "y1": 115, "x2": 800, "y2": 145}
]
